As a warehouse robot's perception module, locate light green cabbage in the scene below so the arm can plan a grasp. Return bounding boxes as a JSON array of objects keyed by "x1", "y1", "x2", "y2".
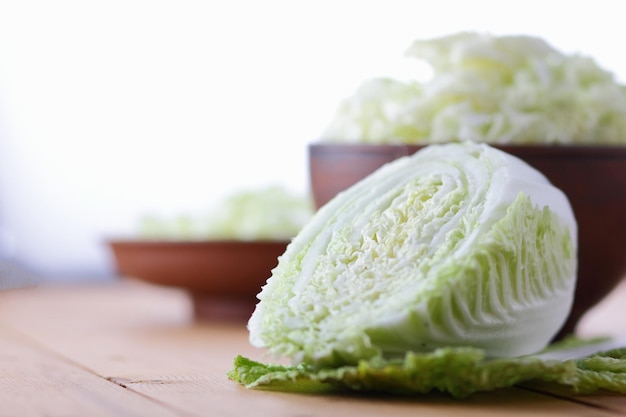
[
  {"x1": 138, "y1": 186, "x2": 313, "y2": 241},
  {"x1": 227, "y1": 142, "x2": 626, "y2": 397},
  {"x1": 247, "y1": 142, "x2": 577, "y2": 370},
  {"x1": 321, "y1": 32, "x2": 626, "y2": 145},
  {"x1": 229, "y1": 341, "x2": 626, "y2": 398}
]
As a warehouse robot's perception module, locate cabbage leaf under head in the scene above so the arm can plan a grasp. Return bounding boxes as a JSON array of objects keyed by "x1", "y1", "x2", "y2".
[{"x1": 229, "y1": 341, "x2": 626, "y2": 398}]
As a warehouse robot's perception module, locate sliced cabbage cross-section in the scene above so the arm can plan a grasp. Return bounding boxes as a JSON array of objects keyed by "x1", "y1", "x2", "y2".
[{"x1": 248, "y1": 141, "x2": 577, "y2": 368}]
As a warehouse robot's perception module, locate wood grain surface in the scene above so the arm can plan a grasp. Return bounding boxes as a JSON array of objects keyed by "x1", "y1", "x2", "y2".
[{"x1": 0, "y1": 279, "x2": 625, "y2": 416}]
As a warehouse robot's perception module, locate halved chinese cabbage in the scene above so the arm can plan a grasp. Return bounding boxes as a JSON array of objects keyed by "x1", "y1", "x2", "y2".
[{"x1": 248, "y1": 142, "x2": 577, "y2": 368}]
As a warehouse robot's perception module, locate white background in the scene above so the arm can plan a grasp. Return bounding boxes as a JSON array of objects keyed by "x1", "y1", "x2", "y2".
[{"x1": 1, "y1": 0, "x2": 624, "y2": 281}]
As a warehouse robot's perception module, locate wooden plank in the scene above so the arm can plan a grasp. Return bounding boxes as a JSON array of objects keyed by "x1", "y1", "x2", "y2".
[
  {"x1": 521, "y1": 382, "x2": 626, "y2": 415},
  {"x1": 116, "y1": 374, "x2": 626, "y2": 417},
  {"x1": 0, "y1": 281, "x2": 253, "y2": 379},
  {"x1": 1, "y1": 281, "x2": 625, "y2": 416},
  {"x1": 0, "y1": 323, "x2": 187, "y2": 417}
]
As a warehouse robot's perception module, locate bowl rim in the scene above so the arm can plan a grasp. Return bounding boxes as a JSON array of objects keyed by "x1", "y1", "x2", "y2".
[
  {"x1": 309, "y1": 142, "x2": 626, "y2": 159},
  {"x1": 107, "y1": 239, "x2": 291, "y2": 249}
]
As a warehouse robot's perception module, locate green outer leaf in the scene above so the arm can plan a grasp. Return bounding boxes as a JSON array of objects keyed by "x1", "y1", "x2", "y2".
[{"x1": 228, "y1": 343, "x2": 626, "y2": 398}]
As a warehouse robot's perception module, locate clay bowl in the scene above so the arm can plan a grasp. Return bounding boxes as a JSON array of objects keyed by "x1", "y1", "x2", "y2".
[
  {"x1": 308, "y1": 143, "x2": 626, "y2": 338},
  {"x1": 108, "y1": 240, "x2": 288, "y2": 321}
]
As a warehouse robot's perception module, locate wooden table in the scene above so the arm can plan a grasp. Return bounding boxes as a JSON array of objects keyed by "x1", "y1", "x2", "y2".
[{"x1": 1, "y1": 279, "x2": 625, "y2": 416}]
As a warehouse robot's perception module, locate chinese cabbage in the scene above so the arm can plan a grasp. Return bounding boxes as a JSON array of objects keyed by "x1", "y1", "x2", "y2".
[{"x1": 247, "y1": 142, "x2": 577, "y2": 369}]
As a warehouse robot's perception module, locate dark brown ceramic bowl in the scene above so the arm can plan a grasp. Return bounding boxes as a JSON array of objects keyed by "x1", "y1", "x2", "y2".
[
  {"x1": 309, "y1": 143, "x2": 626, "y2": 338},
  {"x1": 108, "y1": 240, "x2": 288, "y2": 321}
]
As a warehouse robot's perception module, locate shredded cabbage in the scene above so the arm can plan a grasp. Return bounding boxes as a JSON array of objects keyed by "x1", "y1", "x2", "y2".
[
  {"x1": 138, "y1": 186, "x2": 313, "y2": 241},
  {"x1": 321, "y1": 32, "x2": 626, "y2": 145}
]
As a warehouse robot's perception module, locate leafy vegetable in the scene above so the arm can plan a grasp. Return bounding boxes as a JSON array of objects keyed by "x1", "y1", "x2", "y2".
[
  {"x1": 231, "y1": 142, "x2": 626, "y2": 397},
  {"x1": 229, "y1": 341, "x2": 626, "y2": 398},
  {"x1": 139, "y1": 185, "x2": 313, "y2": 241},
  {"x1": 246, "y1": 141, "x2": 577, "y2": 377},
  {"x1": 321, "y1": 32, "x2": 626, "y2": 145}
]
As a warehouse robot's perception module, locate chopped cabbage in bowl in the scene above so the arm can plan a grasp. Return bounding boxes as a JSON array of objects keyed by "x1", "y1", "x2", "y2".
[
  {"x1": 321, "y1": 32, "x2": 626, "y2": 145},
  {"x1": 138, "y1": 186, "x2": 313, "y2": 241}
]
